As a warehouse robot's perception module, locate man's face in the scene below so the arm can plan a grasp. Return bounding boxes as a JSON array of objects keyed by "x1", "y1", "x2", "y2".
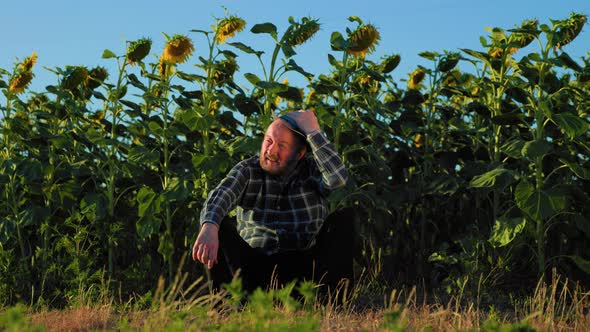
[{"x1": 259, "y1": 120, "x2": 304, "y2": 176}]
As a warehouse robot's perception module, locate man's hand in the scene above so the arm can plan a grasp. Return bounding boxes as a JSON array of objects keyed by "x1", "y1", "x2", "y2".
[
  {"x1": 192, "y1": 223, "x2": 219, "y2": 269},
  {"x1": 287, "y1": 109, "x2": 320, "y2": 135}
]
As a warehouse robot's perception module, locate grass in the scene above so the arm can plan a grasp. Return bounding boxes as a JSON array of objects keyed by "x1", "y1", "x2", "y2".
[{"x1": 2, "y1": 268, "x2": 590, "y2": 331}]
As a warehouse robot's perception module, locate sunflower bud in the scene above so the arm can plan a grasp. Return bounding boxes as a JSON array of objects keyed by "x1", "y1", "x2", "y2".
[
  {"x1": 158, "y1": 56, "x2": 168, "y2": 77},
  {"x1": 380, "y1": 54, "x2": 401, "y2": 74},
  {"x1": 347, "y1": 24, "x2": 380, "y2": 57},
  {"x1": 61, "y1": 66, "x2": 89, "y2": 91},
  {"x1": 285, "y1": 17, "x2": 320, "y2": 47},
  {"x1": 162, "y1": 35, "x2": 194, "y2": 65},
  {"x1": 87, "y1": 66, "x2": 109, "y2": 89},
  {"x1": 305, "y1": 89, "x2": 316, "y2": 105},
  {"x1": 414, "y1": 133, "x2": 424, "y2": 148},
  {"x1": 437, "y1": 53, "x2": 460, "y2": 72},
  {"x1": 209, "y1": 98, "x2": 221, "y2": 114},
  {"x1": 488, "y1": 47, "x2": 518, "y2": 59},
  {"x1": 20, "y1": 52, "x2": 38, "y2": 72},
  {"x1": 212, "y1": 58, "x2": 239, "y2": 85},
  {"x1": 555, "y1": 13, "x2": 587, "y2": 49},
  {"x1": 215, "y1": 16, "x2": 246, "y2": 44},
  {"x1": 9, "y1": 72, "x2": 34, "y2": 94},
  {"x1": 511, "y1": 19, "x2": 538, "y2": 49},
  {"x1": 408, "y1": 68, "x2": 426, "y2": 90},
  {"x1": 126, "y1": 38, "x2": 152, "y2": 65},
  {"x1": 27, "y1": 94, "x2": 49, "y2": 110}
]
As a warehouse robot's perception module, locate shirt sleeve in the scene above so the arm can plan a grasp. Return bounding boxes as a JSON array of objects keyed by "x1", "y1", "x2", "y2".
[
  {"x1": 199, "y1": 160, "x2": 250, "y2": 226},
  {"x1": 307, "y1": 130, "x2": 348, "y2": 191}
]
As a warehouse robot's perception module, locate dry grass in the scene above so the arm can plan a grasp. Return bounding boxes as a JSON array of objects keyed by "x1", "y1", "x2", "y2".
[
  {"x1": 31, "y1": 306, "x2": 116, "y2": 331},
  {"x1": 14, "y1": 269, "x2": 590, "y2": 332}
]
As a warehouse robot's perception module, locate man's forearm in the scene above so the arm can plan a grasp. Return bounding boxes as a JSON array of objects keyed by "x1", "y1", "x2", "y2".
[{"x1": 307, "y1": 131, "x2": 348, "y2": 189}]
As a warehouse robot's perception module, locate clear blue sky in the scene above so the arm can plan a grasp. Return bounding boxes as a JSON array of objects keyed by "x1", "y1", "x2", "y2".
[{"x1": 2, "y1": 0, "x2": 589, "y2": 94}]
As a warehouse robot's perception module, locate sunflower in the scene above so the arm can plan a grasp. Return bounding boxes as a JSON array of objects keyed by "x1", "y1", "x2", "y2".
[
  {"x1": 380, "y1": 54, "x2": 401, "y2": 74},
  {"x1": 61, "y1": 66, "x2": 89, "y2": 91},
  {"x1": 215, "y1": 16, "x2": 246, "y2": 44},
  {"x1": 158, "y1": 56, "x2": 168, "y2": 77},
  {"x1": 511, "y1": 19, "x2": 538, "y2": 49},
  {"x1": 347, "y1": 24, "x2": 380, "y2": 57},
  {"x1": 211, "y1": 58, "x2": 238, "y2": 85},
  {"x1": 162, "y1": 35, "x2": 194, "y2": 64},
  {"x1": 408, "y1": 68, "x2": 426, "y2": 90},
  {"x1": 20, "y1": 52, "x2": 38, "y2": 71},
  {"x1": 305, "y1": 89, "x2": 316, "y2": 105},
  {"x1": 488, "y1": 47, "x2": 518, "y2": 59},
  {"x1": 9, "y1": 72, "x2": 34, "y2": 94},
  {"x1": 285, "y1": 17, "x2": 320, "y2": 47},
  {"x1": 555, "y1": 13, "x2": 587, "y2": 49},
  {"x1": 126, "y1": 38, "x2": 152, "y2": 65},
  {"x1": 87, "y1": 66, "x2": 109, "y2": 89}
]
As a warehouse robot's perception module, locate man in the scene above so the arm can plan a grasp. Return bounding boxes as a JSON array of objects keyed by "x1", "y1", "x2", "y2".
[{"x1": 192, "y1": 109, "x2": 351, "y2": 293}]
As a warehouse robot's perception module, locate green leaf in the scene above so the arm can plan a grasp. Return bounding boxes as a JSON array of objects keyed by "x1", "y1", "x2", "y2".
[
  {"x1": 102, "y1": 49, "x2": 117, "y2": 59},
  {"x1": 488, "y1": 217, "x2": 526, "y2": 248},
  {"x1": 148, "y1": 121, "x2": 163, "y2": 135},
  {"x1": 250, "y1": 23, "x2": 278, "y2": 39},
  {"x1": 418, "y1": 51, "x2": 439, "y2": 61},
  {"x1": 568, "y1": 255, "x2": 590, "y2": 275},
  {"x1": 256, "y1": 81, "x2": 289, "y2": 94},
  {"x1": 136, "y1": 187, "x2": 163, "y2": 239},
  {"x1": 176, "y1": 71, "x2": 201, "y2": 82},
  {"x1": 551, "y1": 112, "x2": 589, "y2": 139},
  {"x1": 500, "y1": 137, "x2": 526, "y2": 158},
  {"x1": 285, "y1": 60, "x2": 314, "y2": 80},
  {"x1": 521, "y1": 140, "x2": 552, "y2": 159},
  {"x1": 227, "y1": 42, "x2": 263, "y2": 56},
  {"x1": 469, "y1": 167, "x2": 515, "y2": 189},
  {"x1": 282, "y1": 44, "x2": 296, "y2": 58},
  {"x1": 428, "y1": 251, "x2": 458, "y2": 265},
  {"x1": 555, "y1": 52, "x2": 583, "y2": 72},
  {"x1": 330, "y1": 32, "x2": 348, "y2": 51},
  {"x1": 128, "y1": 146, "x2": 160, "y2": 165},
  {"x1": 515, "y1": 180, "x2": 567, "y2": 221},
  {"x1": 163, "y1": 178, "x2": 191, "y2": 202},
  {"x1": 192, "y1": 154, "x2": 208, "y2": 169},
  {"x1": 137, "y1": 187, "x2": 161, "y2": 217},
  {"x1": 227, "y1": 136, "x2": 261, "y2": 157},
  {"x1": 80, "y1": 193, "x2": 108, "y2": 221},
  {"x1": 21, "y1": 205, "x2": 50, "y2": 227},
  {"x1": 460, "y1": 48, "x2": 491, "y2": 65},
  {"x1": 244, "y1": 73, "x2": 261, "y2": 86},
  {"x1": 327, "y1": 54, "x2": 339, "y2": 68},
  {"x1": 180, "y1": 111, "x2": 214, "y2": 131},
  {"x1": 348, "y1": 16, "x2": 363, "y2": 24},
  {"x1": 559, "y1": 158, "x2": 590, "y2": 180}
]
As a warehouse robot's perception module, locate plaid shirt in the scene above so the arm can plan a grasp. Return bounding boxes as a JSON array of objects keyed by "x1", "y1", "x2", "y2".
[{"x1": 199, "y1": 131, "x2": 348, "y2": 254}]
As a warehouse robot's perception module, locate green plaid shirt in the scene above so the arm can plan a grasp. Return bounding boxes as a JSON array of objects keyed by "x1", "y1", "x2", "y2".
[{"x1": 199, "y1": 131, "x2": 348, "y2": 254}]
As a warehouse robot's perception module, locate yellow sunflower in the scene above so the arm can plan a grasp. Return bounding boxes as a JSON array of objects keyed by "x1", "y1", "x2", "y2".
[
  {"x1": 347, "y1": 24, "x2": 380, "y2": 57},
  {"x1": 9, "y1": 72, "x2": 34, "y2": 94},
  {"x1": 215, "y1": 16, "x2": 246, "y2": 44},
  {"x1": 162, "y1": 35, "x2": 194, "y2": 64}
]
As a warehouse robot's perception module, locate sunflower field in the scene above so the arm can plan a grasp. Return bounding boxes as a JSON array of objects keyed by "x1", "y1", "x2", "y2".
[{"x1": 1, "y1": 12, "x2": 590, "y2": 316}]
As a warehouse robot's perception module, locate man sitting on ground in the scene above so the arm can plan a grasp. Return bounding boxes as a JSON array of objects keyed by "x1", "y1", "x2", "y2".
[{"x1": 192, "y1": 109, "x2": 352, "y2": 293}]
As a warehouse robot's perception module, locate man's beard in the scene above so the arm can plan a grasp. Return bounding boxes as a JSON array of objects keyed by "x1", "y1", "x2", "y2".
[{"x1": 260, "y1": 150, "x2": 300, "y2": 176}]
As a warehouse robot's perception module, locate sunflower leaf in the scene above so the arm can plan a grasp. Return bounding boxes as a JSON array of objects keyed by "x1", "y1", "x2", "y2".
[
  {"x1": 251, "y1": 23, "x2": 278, "y2": 40},
  {"x1": 102, "y1": 49, "x2": 117, "y2": 59}
]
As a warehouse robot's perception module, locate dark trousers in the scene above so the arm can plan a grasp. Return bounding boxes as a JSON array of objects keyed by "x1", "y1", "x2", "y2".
[{"x1": 208, "y1": 208, "x2": 354, "y2": 294}]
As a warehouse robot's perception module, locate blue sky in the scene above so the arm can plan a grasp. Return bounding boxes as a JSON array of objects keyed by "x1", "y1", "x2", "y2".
[{"x1": 2, "y1": 0, "x2": 590, "y2": 93}]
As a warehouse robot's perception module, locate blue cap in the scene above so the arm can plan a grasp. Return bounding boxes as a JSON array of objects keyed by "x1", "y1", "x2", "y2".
[{"x1": 273, "y1": 113, "x2": 306, "y2": 137}]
